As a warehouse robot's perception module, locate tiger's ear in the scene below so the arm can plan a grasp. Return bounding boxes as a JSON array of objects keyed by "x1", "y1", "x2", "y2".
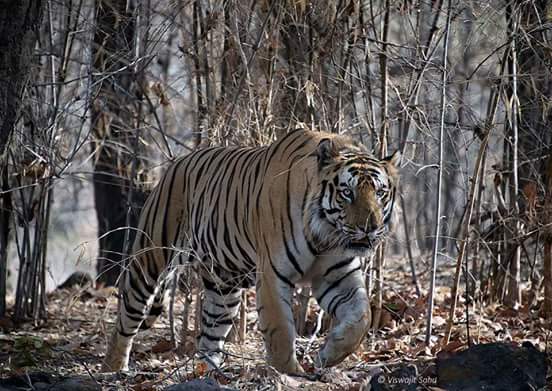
[
  {"x1": 317, "y1": 138, "x2": 339, "y2": 168},
  {"x1": 383, "y1": 150, "x2": 402, "y2": 168}
]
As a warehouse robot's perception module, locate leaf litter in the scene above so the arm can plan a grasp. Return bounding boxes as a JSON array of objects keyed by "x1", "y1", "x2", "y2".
[{"x1": 0, "y1": 256, "x2": 550, "y2": 390}]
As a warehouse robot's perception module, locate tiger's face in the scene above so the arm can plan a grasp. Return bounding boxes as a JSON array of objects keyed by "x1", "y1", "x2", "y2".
[{"x1": 309, "y1": 137, "x2": 400, "y2": 255}]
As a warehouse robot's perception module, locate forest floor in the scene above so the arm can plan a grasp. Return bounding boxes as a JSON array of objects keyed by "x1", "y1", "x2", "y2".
[{"x1": 0, "y1": 257, "x2": 551, "y2": 390}]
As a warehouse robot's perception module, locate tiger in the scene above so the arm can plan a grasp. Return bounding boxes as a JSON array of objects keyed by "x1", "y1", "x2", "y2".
[{"x1": 101, "y1": 129, "x2": 400, "y2": 374}]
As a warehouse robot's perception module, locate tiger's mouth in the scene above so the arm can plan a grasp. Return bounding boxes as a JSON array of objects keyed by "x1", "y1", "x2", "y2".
[{"x1": 347, "y1": 239, "x2": 374, "y2": 250}]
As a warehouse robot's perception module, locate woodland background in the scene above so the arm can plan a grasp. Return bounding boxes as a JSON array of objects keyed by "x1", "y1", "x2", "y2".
[{"x1": 0, "y1": 0, "x2": 552, "y2": 388}]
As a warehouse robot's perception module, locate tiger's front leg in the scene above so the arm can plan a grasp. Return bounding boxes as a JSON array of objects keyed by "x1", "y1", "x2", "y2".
[
  {"x1": 256, "y1": 267, "x2": 304, "y2": 374},
  {"x1": 312, "y1": 256, "x2": 370, "y2": 368}
]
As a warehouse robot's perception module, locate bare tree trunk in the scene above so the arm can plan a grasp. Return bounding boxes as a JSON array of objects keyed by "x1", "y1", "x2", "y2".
[
  {"x1": 0, "y1": 169, "x2": 11, "y2": 317},
  {"x1": 504, "y1": 0, "x2": 552, "y2": 307},
  {"x1": 0, "y1": 1, "x2": 44, "y2": 317},
  {"x1": 504, "y1": 3, "x2": 522, "y2": 308},
  {"x1": 544, "y1": 156, "x2": 552, "y2": 317},
  {"x1": 277, "y1": 4, "x2": 313, "y2": 131},
  {"x1": 91, "y1": 0, "x2": 146, "y2": 286},
  {"x1": 426, "y1": 0, "x2": 451, "y2": 345},
  {"x1": 544, "y1": 241, "x2": 552, "y2": 316}
]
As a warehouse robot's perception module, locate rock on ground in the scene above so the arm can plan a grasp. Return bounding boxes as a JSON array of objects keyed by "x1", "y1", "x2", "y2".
[
  {"x1": 436, "y1": 341, "x2": 547, "y2": 391},
  {"x1": 0, "y1": 372, "x2": 100, "y2": 391}
]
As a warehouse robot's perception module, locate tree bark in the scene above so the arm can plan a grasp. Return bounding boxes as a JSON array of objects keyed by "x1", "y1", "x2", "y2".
[
  {"x1": 91, "y1": 0, "x2": 146, "y2": 286},
  {"x1": 515, "y1": 1, "x2": 552, "y2": 188},
  {"x1": 279, "y1": 10, "x2": 311, "y2": 128},
  {"x1": 507, "y1": 0, "x2": 552, "y2": 307},
  {"x1": 0, "y1": 1, "x2": 44, "y2": 316},
  {"x1": 543, "y1": 156, "x2": 552, "y2": 317}
]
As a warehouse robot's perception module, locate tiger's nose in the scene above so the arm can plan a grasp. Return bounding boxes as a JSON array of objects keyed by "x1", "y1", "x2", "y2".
[{"x1": 364, "y1": 214, "x2": 380, "y2": 232}]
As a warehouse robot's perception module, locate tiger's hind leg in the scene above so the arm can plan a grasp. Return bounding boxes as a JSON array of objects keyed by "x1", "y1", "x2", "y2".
[
  {"x1": 102, "y1": 260, "x2": 159, "y2": 372},
  {"x1": 198, "y1": 276, "x2": 242, "y2": 369},
  {"x1": 312, "y1": 256, "x2": 370, "y2": 368}
]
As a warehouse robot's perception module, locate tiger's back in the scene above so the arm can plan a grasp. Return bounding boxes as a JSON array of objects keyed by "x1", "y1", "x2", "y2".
[{"x1": 136, "y1": 146, "x2": 267, "y2": 283}]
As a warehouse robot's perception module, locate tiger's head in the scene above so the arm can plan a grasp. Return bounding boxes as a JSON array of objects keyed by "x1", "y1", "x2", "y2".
[{"x1": 307, "y1": 136, "x2": 401, "y2": 255}]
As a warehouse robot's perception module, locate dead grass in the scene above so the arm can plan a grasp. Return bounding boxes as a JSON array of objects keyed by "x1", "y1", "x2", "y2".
[{"x1": 0, "y1": 257, "x2": 550, "y2": 390}]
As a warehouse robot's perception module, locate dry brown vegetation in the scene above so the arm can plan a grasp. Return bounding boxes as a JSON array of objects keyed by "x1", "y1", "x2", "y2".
[{"x1": 1, "y1": 257, "x2": 549, "y2": 390}]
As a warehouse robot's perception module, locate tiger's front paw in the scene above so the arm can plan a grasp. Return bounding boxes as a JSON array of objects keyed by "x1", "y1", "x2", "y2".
[
  {"x1": 101, "y1": 332, "x2": 133, "y2": 372},
  {"x1": 270, "y1": 356, "x2": 305, "y2": 375},
  {"x1": 198, "y1": 351, "x2": 224, "y2": 371},
  {"x1": 101, "y1": 355, "x2": 129, "y2": 373},
  {"x1": 315, "y1": 314, "x2": 370, "y2": 368},
  {"x1": 315, "y1": 341, "x2": 350, "y2": 368}
]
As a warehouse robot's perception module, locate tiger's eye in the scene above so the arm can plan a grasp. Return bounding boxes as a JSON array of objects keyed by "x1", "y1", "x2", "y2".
[
  {"x1": 376, "y1": 189, "x2": 386, "y2": 198},
  {"x1": 343, "y1": 188, "x2": 354, "y2": 200}
]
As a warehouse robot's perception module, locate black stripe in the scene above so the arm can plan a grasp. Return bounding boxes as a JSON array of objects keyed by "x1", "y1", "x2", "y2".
[
  {"x1": 328, "y1": 287, "x2": 359, "y2": 316},
  {"x1": 302, "y1": 181, "x2": 318, "y2": 256},
  {"x1": 203, "y1": 309, "x2": 232, "y2": 319},
  {"x1": 230, "y1": 150, "x2": 255, "y2": 245},
  {"x1": 191, "y1": 151, "x2": 214, "y2": 188},
  {"x1": 200, "y1": 331, "x2": 224, "y2": 341},
  {"x1": 141, "y1": 171, "x2": 172, "y2": 280},
  {"x1": 202, "y1": 315, "x2": 233, "y2": 328},
  {"x1": 367, "y1": 168, "x2": 381, "y2": 176},
  {"x1": 214, "y1": 299, "x2": 241, "y2": 309},
  {"x1": 264, "y1": 130, "x2": 303, "y2": 165},
  {"x1": 186, "y1": 147, "x2": 217, "y2": 175},
  {"x1": 207, "y1": 152, "x2": 247, "y2": 271},
  {"x1": 240, "y1": 149, "x2": 263, "y2": 214},
  {"x1": 137, "y1": 201, "x2": 159, "y2": 280},
  {"x1": 286, "y1": 155, "x2": 302, "y2": 256},
  {"x1": 122, "y1": 291, "x2": 146, "y2": 317},
  {"x1": 221, "y1": 225, "x2": 241, "y2": 271},
  {"x1": 127, "y1": 269, "x2": 153, "y2": 302},
  {"x1": 318, "y1": 266, "x2": 361, "y2": 303},
  {"x1": 327, "y1": 183, "x2": 335, "y2": 208},
  {"x1": 161, "y1": 159, "x2": 187, "y2": 264},
  {"x1": 320, "y1": 180, "x2": 328, "y2": 205},
  {"x1": 143, "y1": 249, "x2": 161, "y2": 286},
  {"x1": 269, "y1": 258, "x2": 295, "y2": 288},
  {"x1": 149, "y1": 166, "x2": 171, "y2": 241},
  {"x1": 284, "y1": 137, "x2": 311, "y2": 158},
  {"x1": 125, "y1": 312, "x2": 145, "y2": 323},
  {"x1": 306, "y1": 238, "x2": 318, "y2": 255},
  {"x1": 254, "y1": 157, "x2": 264, "y2": 213},
  {"x1": 263, "y1": 237, "x2": 295, "y2": 288},
  {"x1": 140, "y1": 192, "x2": 156, "y2": 250},
  {"x1": 128, "y1": 285, "x2": 148, "y2": 307},
  {"x1": 118, "y1": 329, "x2": 137, "y2": 338},
  {"x1": 282, "y1": 227, "x2": 303, "y2": 275},
  {"x1": 383, "y1": 190, "x2": 396, "y2": 224},
  {"x1": 202, "y1": 278, "x2": 239, "y2": 296},
  {"x1": 255, "y1": 132, "x2": 303, "y2": 213},
  {"x1": 172, "y1": 219, "x2": 184, "y2": 264},
  {"x1": 323, "y1": 257, "x2": 355, "y2": 277},
  {"x1": 235, "y1": 239, "x2": 255, "y2": 268}
]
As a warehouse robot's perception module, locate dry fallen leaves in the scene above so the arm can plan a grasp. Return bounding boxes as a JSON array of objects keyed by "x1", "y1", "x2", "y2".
[{"x1": 1, "y1": 256, "x2": 549, "y2": 390}]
